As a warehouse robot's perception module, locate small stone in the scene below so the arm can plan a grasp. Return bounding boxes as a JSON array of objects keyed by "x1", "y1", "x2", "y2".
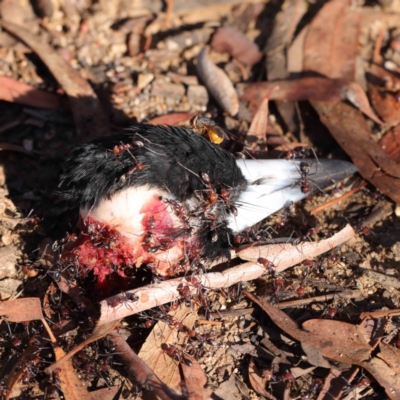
[
  {"x1": 187, "y1": 85, "x2": 208, "y2": 107},
  {"x1": 0, "y1": 245, "x2": 20, "y2": 279},
  {"x1": 392, "y1": 242, "x2": 400, "y2": 261},
  {"x1": 0, "y1": 278, "x2": 21, "y2": 299},
  {"x1": 151, "y1": 79, "x2": 185, "y2": 101},
  {"x1": 395, "y1": 205, "x2": 400, "y2": 217},
  {"x1": 137, "y1": 73, "x2": 154, "y2": 89}
]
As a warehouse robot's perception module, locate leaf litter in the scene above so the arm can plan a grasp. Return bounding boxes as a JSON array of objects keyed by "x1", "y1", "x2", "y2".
[{"x1": 1, "y1": 0, "x2": 400, "y2": 399}]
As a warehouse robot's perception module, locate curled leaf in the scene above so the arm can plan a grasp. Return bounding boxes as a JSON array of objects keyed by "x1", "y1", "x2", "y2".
[
  {"x1": 196, "y1": 47, "x2": 239, "y2": 116},
  {"x1": 211, "y1": 26, "x2": 262, "y2": 66}
]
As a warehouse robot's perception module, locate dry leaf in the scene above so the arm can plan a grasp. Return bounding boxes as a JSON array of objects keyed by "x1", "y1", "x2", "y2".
[
  {"x1": 181, "y1": 354, "x2": 213, "y2": 400},
  {"x1": 301, "y1": 0, "x2": 400, "y2": 203},
  {"x1": 265, "y1": 0, "x2": 307, "y2": 132},
  {"x1": 0, "y1": 20, "x2": 108, "y2": 142},
  {"x1": 108, "y1": 330, "x2": 181, "y2": 400},
  {"x1": 247, "y1": 86, "x2": 279, "y2": 148},
  {"x1": 303, "y1": 0, "x2": 360, "y2": 80},
  {"x1": 0, "y1": 76, "x2": 61, "y2": 109},
  {"x1": 0, "y1": 298, "x2": 43, "y2": 322},
  {"x1": 149, "y1": 112, "x2": 196, "y2": 126},
  {"x1": 240, "y1": 78, "x2": 382, "y2": 123},
  {"x1": 248, "y1": 357, "x2": 276, "y2": 399},
  {"x1": 301, "y1": 319, "x2": 371, "y2": 365},
  {"x1": 47, "y1": 321, "x2": 120, "y2": 374},
  {"x1": 211, "y1": 26, "x2": 262, "y2": 66},
  {"x1": 91, "y1": 386, "x2": 120, "y2": 400},
  {"x1": 359, "y1": 356, "x2": 400, "y2": 400},
  {"x1": 196, "y1": 47, "x2": 239, "y2": 116},
  {"x1": 377, "y1": 343, "x2": 400, "y2": 374},
  {"x1": 139, "y1": 305, "x2": 197, "y2": 391}
]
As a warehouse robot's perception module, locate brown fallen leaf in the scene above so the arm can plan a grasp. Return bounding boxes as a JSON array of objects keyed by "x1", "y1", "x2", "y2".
[
  {"x1": 301, "y1": 319, "x2": 372, "y2": 365},
  {"x1": 138, "y1": 305, "x2": 197, "y2": 393},
  {"x1": 51, "y1": 358, "x2": 97, "y2": 400},
  {"x1": 46, "y1": 321, "x2": 120, "y2": 374},
  {"x1": 265, "y1": 0, "x2": 307, "y2": 133},
  {"x1": 0, "y1": 76, "x2": 61, "y2": 109},
  {"x1": 0, "y1": 20, "x2": 108, "y2": 142},
  {"x1": 359, "y1": 356, "x2": 400, "y2": 400},
  {"x1": 379, "y1": 127, "x2": 400, "y2": 163},
  {"x1": 368, "y1": 84, "x2": 400, "y2": 126},
  {"x1": 240, "y1": 78, "x2": 382, "y2": 124},
  {"x1": 377, "y1": 343, "x2": 400, "y2": 374},
  {"x1": 316, "y1": 368, "x2": 359, "y2": 400},
  {"x1": 246, "y1": 86, "x2": 280, "y2": 150},
  {"x1": 108, "y1": 330, "x2": 182, "y2": 400},
  {"x1": 301, "y1": 0, "x2": 400, "y2": 202},
  {"x1": 243, "y1": 291, "x2": 373, "y2": 366},
  {"x1": 91, "y1": 386, "x2": 120, "y2": 400},
  {"x1": 181, "y1": 354, "x2": 213, "y2": 400},
  {"x1": 196, "y1": 47, "x2": 239, "y2": 116},
  {"x1": 248, "y1": 357, "x2": 277, "y2": 400},
  {"x1": 312, "y1": 101, "x2": 400, "y2": 202},
  {"x1": 244, "y1": 290, "x2": 400, "y2": 399},
  {"x1": 211, "y1": 26, "x2": 262, "y2": 66},
  {"x1": 149, "y1": 112, "x2": 196, "y2": 126},
  {"x1": 0, "y1": 297, "x2": 43, "y2": 322},
  {"x1": 303, "y1": 0, "x2": 360, "y2": 80}
]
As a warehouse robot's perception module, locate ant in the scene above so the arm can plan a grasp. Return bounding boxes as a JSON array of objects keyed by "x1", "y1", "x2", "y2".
[
  {"x1": 52, "y1": 232, "x2": 78, "y2": 253},
  {"x1": 111, "y1": 140, "x2": 144, "y2": 156},
  {"x1": 257, "y1": 258, "x2": 277, "y2": 276},
  {"x1": 303, "y1": 377, "x2": 323, "y2": 399},
  {"x1": 270, "y1": 278, "x2": 285, "y2": 306},
  {"x1": 284, "y1": 147, "x2": 309, "y2": 160},
  {"x1": 108, "y1": 292, "x2": 139, "y2": 311},
  {"x1": 199, "y1": 172, "x2": 218, "y2": 210},
  {"x1": 220, "y1": 188, "x2": 238, "y2": 216},
  {"x1": 177, "y1": 283, "x2": 192, "y2": 307},
  {"x1": 299, "y1": 162, "x2": 311, "y2": 194},
  {"x1": 161, "y1": 343, "x2": 193, "y2": 366}
]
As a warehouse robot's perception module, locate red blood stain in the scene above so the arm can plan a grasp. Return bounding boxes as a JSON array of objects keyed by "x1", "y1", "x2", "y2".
[{"x1": 140, "y1": 195, "x2": 174, "y2": 233}]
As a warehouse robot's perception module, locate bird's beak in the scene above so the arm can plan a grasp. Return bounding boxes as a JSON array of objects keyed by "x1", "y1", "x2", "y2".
[{"x1": 227, "y1": 159, "x2": 358, "y2": 232}]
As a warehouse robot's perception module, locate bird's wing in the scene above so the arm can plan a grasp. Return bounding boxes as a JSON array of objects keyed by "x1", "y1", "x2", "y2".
[{"x1": 227, "y1": 159, "x2": 358, "y2": 232}]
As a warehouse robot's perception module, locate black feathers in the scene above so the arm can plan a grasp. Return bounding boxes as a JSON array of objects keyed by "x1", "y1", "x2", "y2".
[{"x1": 59, "y1": 124, "x2": 246, "y2": 208}]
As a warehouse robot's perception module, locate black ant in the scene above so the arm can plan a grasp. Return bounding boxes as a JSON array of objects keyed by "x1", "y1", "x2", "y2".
[
  {"x1": 299, "y1": 162, "x2": 311, "y2": 194},
  {"x1": 284, "y1": 147, "x2": 309, "y2": 160}
]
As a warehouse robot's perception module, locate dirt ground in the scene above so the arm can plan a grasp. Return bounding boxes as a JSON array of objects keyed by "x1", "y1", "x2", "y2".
[{"x1": 0, "y1": 0, "x2": 400, "y2": 399}]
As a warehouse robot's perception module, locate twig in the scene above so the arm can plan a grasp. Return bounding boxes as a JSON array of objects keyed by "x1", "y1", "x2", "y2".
[
  {"x1": 108, "y1": 330, "x2": 182, "y2": 400},
  {"x1": 276, "y1": 289, "x2": 362, "y2": 309},
  {"x1": 97, "y1": 225, "x2": 355, "y2": 325},
  {"x1": 309, "y1": 181, "x2": 367, "y2": 215}
]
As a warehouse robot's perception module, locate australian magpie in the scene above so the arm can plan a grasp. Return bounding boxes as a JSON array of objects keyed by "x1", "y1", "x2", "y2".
[{"x1": 58, "y1": 124, "x2": 357, "y2": 281}]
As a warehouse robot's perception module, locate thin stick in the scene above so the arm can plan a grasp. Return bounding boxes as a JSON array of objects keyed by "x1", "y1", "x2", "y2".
[
  {"x1": 309, "y1": 181, "x2": 367, "y2": 215},
  {"x1": 97, "y1": 225, "x2": 355, "y2": 325}
]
